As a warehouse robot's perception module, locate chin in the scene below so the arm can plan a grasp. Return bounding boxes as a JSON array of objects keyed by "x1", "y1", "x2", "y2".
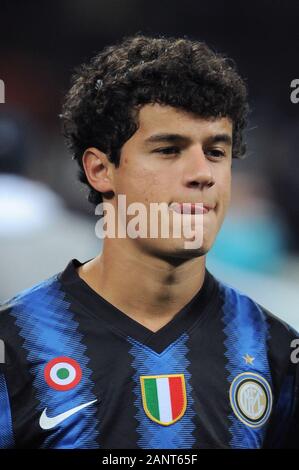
[
  {"x1": 173, "y1": 244, "x2": 209, "y2": 259},
  {"x1": 137, "y1": 233, "x2": 214, "y2": 261},
  {"x1": 150, "y1": 239, "x2": 211, "y2": 262}
]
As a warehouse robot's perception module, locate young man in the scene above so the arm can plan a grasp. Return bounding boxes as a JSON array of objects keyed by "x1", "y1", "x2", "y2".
[{"x1": 0, "y1": 34, "x2": 298, "y2": 449}]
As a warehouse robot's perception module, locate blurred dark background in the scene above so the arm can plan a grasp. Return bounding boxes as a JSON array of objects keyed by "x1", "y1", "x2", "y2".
[
  {"x1": 0, "y1": 0, "x2": 299, "y2": 325},
  {"x1": 1, "y1": 0, "x2": 299, "y2": 228}
]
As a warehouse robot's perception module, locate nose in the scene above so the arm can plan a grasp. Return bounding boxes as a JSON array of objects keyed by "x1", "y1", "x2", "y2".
[{"x1": 183, "y1": 145, "x2": 215, "y2": 189}]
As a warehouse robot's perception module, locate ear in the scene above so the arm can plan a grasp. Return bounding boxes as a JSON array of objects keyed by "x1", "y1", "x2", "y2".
[{"x1": 82, "y1": 147, "x2": 114, "y2": 194}]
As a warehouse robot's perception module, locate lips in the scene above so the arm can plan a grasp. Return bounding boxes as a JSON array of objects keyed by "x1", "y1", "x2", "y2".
[{"x1": 169, "y1": 202, "x2": 212, "y2": 215}]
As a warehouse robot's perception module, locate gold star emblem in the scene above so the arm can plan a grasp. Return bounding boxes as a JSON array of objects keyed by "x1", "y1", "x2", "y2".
[{"x1": 243, "y1": 353, "x2": 255, "y2": 365}]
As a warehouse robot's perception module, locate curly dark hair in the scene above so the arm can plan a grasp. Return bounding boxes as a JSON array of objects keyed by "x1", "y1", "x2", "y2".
[{"x1": 61, "y1": 34, "x2": 249, "y2": 205}]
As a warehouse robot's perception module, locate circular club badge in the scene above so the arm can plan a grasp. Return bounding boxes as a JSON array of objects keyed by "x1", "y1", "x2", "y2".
[
  {"x1": 229, "y1": 372, "x2": 273, "y2": 428},
  {"x1": 44, "y1": 357, "x2": 82, "y2": 391}
]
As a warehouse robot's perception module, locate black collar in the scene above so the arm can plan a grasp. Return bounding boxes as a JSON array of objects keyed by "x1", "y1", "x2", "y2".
[{"x1": 58, "y1": 258, "x2": 220, "y2": 353}]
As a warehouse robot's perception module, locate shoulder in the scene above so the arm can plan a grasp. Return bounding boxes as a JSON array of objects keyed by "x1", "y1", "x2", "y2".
[
  {"x1": 215, "y1": 275, "x2": 299, "y2": 348},
  {"x1": 212, "y1": 276, "x2": 299, "y2": 388},
  {"x1": 0, "y1": 272, "x2": 67, "y2": 369},
  {"x1": 0, "y1": 273, "x2": 63, "y2": 329}
]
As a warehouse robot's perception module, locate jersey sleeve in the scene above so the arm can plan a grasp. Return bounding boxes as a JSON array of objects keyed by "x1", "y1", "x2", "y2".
[
  {"x1": 0, "y1": 301, "x2": 15, "y2": 448},
  {"x1": 282, "y1": 361, "x2": 299, "y2": 449},
  {"x1": 0, "y1": 371, "x2": 15, "y2": 448}
]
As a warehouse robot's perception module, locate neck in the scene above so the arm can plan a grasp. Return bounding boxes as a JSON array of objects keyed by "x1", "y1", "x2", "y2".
[{"x1": 78, "y1": 238, "x2": 206, "y2": 332}]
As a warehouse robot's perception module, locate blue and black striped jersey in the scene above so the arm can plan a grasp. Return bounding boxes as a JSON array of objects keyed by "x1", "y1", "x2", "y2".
[{"x1": 0, "y1": 259, "x2": 298, "y2": 449}]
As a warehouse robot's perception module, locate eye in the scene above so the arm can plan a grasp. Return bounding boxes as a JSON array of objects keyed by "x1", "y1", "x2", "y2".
[
  {"x1": 205, "y1": 148, "x2": 226, "y2": 159},
  {"x1": 154, "y1": 146, "x2": 181, "y2": 156}
]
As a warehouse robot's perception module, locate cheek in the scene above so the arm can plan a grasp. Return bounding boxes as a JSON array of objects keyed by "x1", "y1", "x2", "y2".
[
  {"x1": 223, "y1": 182, "x2": 231, "y2": 208},
  {"x1": 217, "y1": 170, "x2": 232, "y2": 212},
  {"x1": 115, "y1": 165, "x2": 166, "y2": 204}
]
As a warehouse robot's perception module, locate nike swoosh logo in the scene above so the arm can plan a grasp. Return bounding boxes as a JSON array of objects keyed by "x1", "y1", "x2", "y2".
[{"x1": 39, "y1": 399, "x2": 98, "y2": 430}]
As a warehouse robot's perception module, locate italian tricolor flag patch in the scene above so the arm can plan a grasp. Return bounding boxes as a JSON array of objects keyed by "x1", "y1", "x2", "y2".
[{"x1": 140, "y1": 374, "x2": 187, "y2": 426}]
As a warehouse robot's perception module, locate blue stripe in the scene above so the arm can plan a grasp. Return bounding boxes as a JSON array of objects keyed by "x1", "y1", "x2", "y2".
[
  {"x1": 128, "y1": 333, "x2": 195, "y2": 449},
  {"x1": 10, "y1": 277, "x2": 99, "y2": 448},
  {"x1": 0, "y1": 373, "x2": 15, "y2": 448},
  {"x1": 221, "y1": 283, "x2": 272, "y2": 448}
]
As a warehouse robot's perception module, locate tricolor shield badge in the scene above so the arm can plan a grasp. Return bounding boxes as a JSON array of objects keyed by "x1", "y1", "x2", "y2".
[{"x1": 140, "y1": 374, "x2": 187, "y2": 426}]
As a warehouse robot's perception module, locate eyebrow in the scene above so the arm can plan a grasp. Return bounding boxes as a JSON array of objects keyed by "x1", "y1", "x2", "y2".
[
  {"x1": 144, "y1": 132, "x2": 232, "y2": 147},
  {"x1": 206, "y1": 133, "x2": 233, "y2": 146}
]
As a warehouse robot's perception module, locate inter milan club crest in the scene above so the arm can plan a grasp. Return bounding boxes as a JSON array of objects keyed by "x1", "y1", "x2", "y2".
[
  {"x1": 140, "y1": 374, "x2": 187, "y2": 426},
  {"x1": 229, "y1": 372, "x2": 273, "y2": 428},
  {"x1": 44, "y1": 357, "x2": 82, "y2": 391}
]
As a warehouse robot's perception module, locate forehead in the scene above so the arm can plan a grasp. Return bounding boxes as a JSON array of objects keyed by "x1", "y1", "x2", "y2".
[{"x1": 134, "y1": 103, "x2": 233, "y2": 141}]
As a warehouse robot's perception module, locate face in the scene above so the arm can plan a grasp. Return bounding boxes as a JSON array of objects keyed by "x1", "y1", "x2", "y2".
[{"x1": 107, "y1": 103, "x2": 233, "y2": 259}]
